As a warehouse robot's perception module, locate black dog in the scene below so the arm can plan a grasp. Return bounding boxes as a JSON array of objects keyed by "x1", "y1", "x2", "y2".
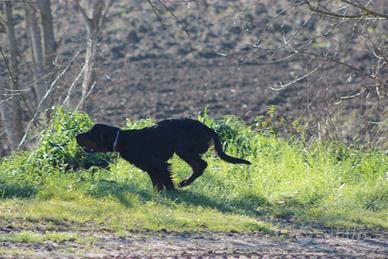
[{"x1": 76, "y1": 118, "x2": 251, "y2": 191}]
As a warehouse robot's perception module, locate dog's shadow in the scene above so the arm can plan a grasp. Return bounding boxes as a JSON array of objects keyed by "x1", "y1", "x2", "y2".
[
  {"x1": 90, "y1": 176, "x2": 269, "y2": 217},
  {"x1": 88, "y1": 179, "x2": 153, "y2": 208}
]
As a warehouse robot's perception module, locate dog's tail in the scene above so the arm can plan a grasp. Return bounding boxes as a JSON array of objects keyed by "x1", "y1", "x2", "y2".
[{"x1": 210, "y1": 129, "x2": 251, "y2": 165}]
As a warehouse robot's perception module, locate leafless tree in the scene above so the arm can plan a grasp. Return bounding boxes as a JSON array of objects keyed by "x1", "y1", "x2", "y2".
[
  {"x1": 0, "y1": 1, "x2": 23, "y2": 151},
  {"x1": 74, "y1": 0, "x2": 113, "y2": 109},
  {"x1": 25, "y1": 2, "x2": 46, "y2": 103},
  {"x1": 235, "y1": 0, "x2": 388, "y2": 145},
  {"x1": 24, "y1": 0, "x2": 56, "y2": 107},
  {"x1": 38, "y1": 0, "x2": 56, "y2": 72},
  {"x1": 242, "y1": 1, "x2": 386, "y2": 93},
  {"x1": 302, "y1": 0, "x2": 387, "y2": 97}
]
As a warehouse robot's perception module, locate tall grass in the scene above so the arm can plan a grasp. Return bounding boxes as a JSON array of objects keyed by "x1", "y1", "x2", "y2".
[{"x1": 0, "y1": 107, "x2": 387, "y2": 232}]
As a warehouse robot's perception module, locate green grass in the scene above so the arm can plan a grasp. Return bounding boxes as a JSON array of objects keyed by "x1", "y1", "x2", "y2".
[
  {"x1": 0, "y1": 108, "x2": 387, "y2": 234},
  {"x1": 0, "y1": 231, "x2": 80, "y2": 243}
]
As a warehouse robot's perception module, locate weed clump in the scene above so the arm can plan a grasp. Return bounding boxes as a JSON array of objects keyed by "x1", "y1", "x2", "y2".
[{"x1": 34, "y1": 106, "x2": 117, "y2": 170}]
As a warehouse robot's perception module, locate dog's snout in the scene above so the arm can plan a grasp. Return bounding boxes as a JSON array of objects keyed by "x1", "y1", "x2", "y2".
[
  {"x1": 76, "y1": 134, "x2": 81, "y2": 143},
  {"x1": 76, "y1": 133, "x2": 86, "y2": 145}
]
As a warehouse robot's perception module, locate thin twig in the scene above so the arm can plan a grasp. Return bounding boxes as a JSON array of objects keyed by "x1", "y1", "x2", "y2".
[
  {"x1": 146, "y1": 0, "x2": 167, "y2": 27},
  {"x1": 300, "y1": 51, "x2": 384, "y2": 84},
  {"x1": 0, "y1": 96, "x2": 12, "y2": 105},
  {"x1": 0, "y1": 47, "x2": 34, "y2": 117},
  {"x1": 305, "y1": 0, "x2": 388, "y2": 20},
  {"x1": 100, "y1": 0, "x2": 114, "y2": 27},
  {"x1": 63, "y1": 62, "x2": 86, "y2": 106},
  {"x1": 270, "y1": 62, "x2": 323, "y2": 90},
  {"x1": 339, "y1": 88, "x2": 366, "y2": 100},
  {"x1": 75, "y1": 81, "x2": 96, "y2": 111},
  {"x1": 157, "y1": 0, "x2": 196, "y2": 39},
  {"x1": 17, "y1": 50, "x2": 81, "y2": 149}
]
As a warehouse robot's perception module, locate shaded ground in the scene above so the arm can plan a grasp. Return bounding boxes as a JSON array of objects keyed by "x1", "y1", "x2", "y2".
[{"x1": 0, "y1": 218, "x2": 386, "y2": 257}]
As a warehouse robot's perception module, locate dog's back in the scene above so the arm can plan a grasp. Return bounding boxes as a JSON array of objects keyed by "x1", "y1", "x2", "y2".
[{"x1": 156, "y1": 119, "x2": 251, "y2": 165}]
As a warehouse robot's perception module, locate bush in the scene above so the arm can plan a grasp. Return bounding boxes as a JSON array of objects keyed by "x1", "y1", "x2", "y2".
[
  {"x1": 34, "y1": 106, "x2": 117, "y2": 170},
  {"x1": 198, "y1": 107, "x2": 256, "y2": 157}
]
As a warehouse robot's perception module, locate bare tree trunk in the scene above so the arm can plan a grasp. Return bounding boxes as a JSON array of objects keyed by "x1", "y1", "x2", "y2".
[
  {"x1": 37, "y1": 0, "x2": 56, "y2": 111},
  {"x1": 75, "y1": 0, "x2": 113, "y2": 109},
  {"x1": 38, "y1": 0, "x2": 56, "y2": 70},
  {"x1": 25, "y1": 3, "x2": 45, "y2": 103},
  {"x1": 81, "y1": 26, "x2": 98, "y2": 108},
  {"x1": 1, "y1": 1, "x2": 23, "y2": 151}
]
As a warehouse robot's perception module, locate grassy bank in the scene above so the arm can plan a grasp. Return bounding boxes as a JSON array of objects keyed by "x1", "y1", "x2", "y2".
[{"x1": 0, "y1": 108, "x2": 387, "y2": 233}]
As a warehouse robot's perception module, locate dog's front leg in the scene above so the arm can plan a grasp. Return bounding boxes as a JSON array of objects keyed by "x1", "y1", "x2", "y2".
[
  {"x1": 145, "y1": 163, "x2": 175, "y2": 192},
  {"x1": 147, "y1": 171, "x2": 164, "y2": 192}
]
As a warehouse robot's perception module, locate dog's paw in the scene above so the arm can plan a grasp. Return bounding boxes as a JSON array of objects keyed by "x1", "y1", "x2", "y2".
[{"x1": 178, "y1": 180, "x2": 189, "y2": 188}]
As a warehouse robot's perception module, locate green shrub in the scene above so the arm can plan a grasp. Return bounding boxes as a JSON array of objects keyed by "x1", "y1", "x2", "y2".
[
  {"x1": 198, "y1": 107, "x2": 256, "y2": 157},
  {"x1": 33, "y1": 106, "x2": 117, "y2": 170},
  {"x1": 125, "y1": 117, "x2": 155, "y2": 129},
  {"x1": 0, "y1": 152, "x2": 38, "y2": 198}
]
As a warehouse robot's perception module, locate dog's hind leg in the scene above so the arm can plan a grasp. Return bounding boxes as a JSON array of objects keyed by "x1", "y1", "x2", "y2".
[{"x1": 176, "y1": 153, "x2": 207, "y2": 188}]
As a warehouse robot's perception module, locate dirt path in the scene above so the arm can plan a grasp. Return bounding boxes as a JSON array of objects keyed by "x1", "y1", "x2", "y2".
[{"x1": 0, "y1": 221, "x2": 387, "y2": 258}]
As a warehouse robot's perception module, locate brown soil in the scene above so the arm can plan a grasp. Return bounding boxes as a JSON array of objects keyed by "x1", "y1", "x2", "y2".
[
  {"x1": 55, "y1": 1, "x2": 384, "y2": 144},
  {"x1": 1, "y1": 219, "x2": 387, "y2": 258}
]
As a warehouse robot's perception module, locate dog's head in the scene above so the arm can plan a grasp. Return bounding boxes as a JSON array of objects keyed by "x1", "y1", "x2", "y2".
[{"x1": 76, "y1": 124, "x2": 119, "y2": 153}]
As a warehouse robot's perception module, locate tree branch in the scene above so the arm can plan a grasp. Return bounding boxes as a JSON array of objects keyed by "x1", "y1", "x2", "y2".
[{"x1": 17, "y1": 50, "x2": 81, "y2": 149}]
